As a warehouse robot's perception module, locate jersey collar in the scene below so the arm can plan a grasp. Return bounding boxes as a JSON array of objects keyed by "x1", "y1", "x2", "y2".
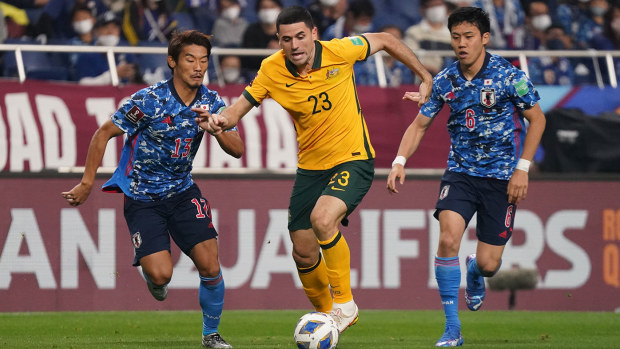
[
  {"x1": 167, "y1": 78, "x2": 203, "y2": 108},
  {"x1": 284, "y1": 41, "x2": 323, "y2": 77},
  {"x1": 457, "y1": 51, "x2": 491, "y2": 81}
]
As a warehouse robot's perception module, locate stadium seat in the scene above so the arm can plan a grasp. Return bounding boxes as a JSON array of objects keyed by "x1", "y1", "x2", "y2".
[
  {"x1": 1, "y1": 38, "x2": 70, "y2": 81},
  {"x1": 137, "y1": 51, "x2": 172, "y2": 85}
]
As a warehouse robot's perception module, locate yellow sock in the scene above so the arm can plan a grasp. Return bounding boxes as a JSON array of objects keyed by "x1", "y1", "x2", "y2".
[
  {"x1": 297, "y1": 253, "x2": 332, "y2": 313},
  {"x1": 319, "y1": 231, "x2": 352, "y2": 304}
]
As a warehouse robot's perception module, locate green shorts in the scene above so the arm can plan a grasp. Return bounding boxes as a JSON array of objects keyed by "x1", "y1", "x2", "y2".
[{"x1": 288, "y1": 159, "x2": 375, "y2": 231}]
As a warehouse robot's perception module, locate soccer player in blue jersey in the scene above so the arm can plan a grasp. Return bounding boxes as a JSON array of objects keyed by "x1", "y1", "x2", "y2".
[
  {"x1": 386, "y1": 7, "x2": 546, "y2": 347},
  {"x1": 61, "y1": 30, "x2": 242, "y2": 349}
]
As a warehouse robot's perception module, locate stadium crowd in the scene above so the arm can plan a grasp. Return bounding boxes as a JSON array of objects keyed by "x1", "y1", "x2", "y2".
[{"x1": 0, "y1": 0, "x2": 619, "y2": 86}]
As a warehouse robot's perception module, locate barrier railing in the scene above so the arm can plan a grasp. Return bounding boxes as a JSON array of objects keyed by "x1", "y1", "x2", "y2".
[{"x1": 1, "y1": 44, "x2": 619, "y2": 88}]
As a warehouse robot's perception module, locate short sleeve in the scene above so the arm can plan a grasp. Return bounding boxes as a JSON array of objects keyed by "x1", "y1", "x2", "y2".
[
  {"x1": 420, "y1": 76, "x2": 445, "y2": 118},
  {"x1": 111, "y1": 91, "x2": 151, "y2": 136},
  {"x1": 243, "y1": 69, "x2": 270, "y2": 107},
  {"x1": 330, "y1": 35, "x2": 371, "y2": 64},
  {"x1": 508, "y1": 70, "x2": 540, "y2": 111}
]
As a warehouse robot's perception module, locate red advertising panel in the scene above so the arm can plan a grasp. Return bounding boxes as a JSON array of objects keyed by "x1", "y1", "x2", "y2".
[
  {"x1": 0, "y1": 81, "x2": 450, "y2": 172},
  {"x1": 1, "y1": 177, "x2": 619, "y2": 312}
]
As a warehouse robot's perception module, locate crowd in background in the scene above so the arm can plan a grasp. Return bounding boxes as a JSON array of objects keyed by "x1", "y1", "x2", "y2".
[{"x1": 0, "y1": 0, "x2": 619, "y2": 86}]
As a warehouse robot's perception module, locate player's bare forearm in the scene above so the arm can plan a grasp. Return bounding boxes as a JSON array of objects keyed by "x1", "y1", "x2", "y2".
[
  {"x1": 386, "y1": 113, "x2": 433, "y2": 193},
  {"x1": 214, "y1": 131, "x2": 244, "y2": 158},
  {"x1": 62, "y1": 120, "x2": 123, "y2": 206},
  {"x1": 219, "y1": 95, "x2": 254, "y2": 129},
  {"x1": 520, "y1": 103, "x2": 546, "y2": 162}
]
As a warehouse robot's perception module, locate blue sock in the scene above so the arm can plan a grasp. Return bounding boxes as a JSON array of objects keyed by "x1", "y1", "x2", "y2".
[
  {"x1": 435, "y1": 256, "x2": 461, "y2": 329},
  {"x1": 199, "y1": 271, "x2": 225, "y2": 336}
]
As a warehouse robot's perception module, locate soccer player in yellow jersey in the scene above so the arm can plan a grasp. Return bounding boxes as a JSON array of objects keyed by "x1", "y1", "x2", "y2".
[{"x1": 194, "y1": 5, "x2": 432, "y2": 333}]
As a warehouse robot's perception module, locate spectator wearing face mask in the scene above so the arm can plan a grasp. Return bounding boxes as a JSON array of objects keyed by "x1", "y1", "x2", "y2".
[
  {"x1": 512, "y1": 0, "x2": 553, "y2": 50},
  {"x1": 217, "y1": 54, "x2": 247, "y2": 84},
  {"x1": 307, "y1": 0, "x2": 348, "y2": 38},
  {"x1": 74, "y1": 11, "x2": 142, "y2": 85},
  {"x1": 212, "y1": 0, "x2": 249, "y2": 46},
  {"x1": 403, "y1": 0, "x2": 452, "y2": 76},
  {"x1": 322, "y1": 0, "x2": 375, "y2": 40},
  {"x1": 70, "y1": 4, "x2": 96, "y2": 44},
  {"x1": 527, "y1": 23, "x2": 576, "y2": 85},
  {"x1": 240, "y1": 0, "x2": 282, "y2": 73},
  {"x1": 33, "y1": 0, "x2": 108, "y2": 41}
]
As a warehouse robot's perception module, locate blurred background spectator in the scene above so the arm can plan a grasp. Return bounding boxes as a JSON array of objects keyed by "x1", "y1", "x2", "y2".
[
  {"x1": 240, "y1": 0, "x2": 281, "y2": 74},
  {"x1": 473, "y1": 0, "x2": 525, "y2": 49},
  {"x1": 404, "y1": 0, "x2": 452, "y2": 77},
  {"x1": 120, "y1": 0, "x2": 177, "y2": 46},
  {"x1": 212, "y1": 0, "x2": 248, "y2": 46},
  {"x1": 185, "y1": 0, "x2": 219, "y2": 36},
  {"x1": 307, "y1": 0, "x2": 348, "y2": 39},
  {"x1": 323, "y1": 0, "x2": 375, "y2": 40},
  {"x1": 69, "y1": 4, "x2": 96, "y2": 45},
  {"x1": 34, "y1": 0, "x2": 108, "y2": 41},
  {"x1": 513, "y1": 0, "x2": 554, "y2": 50},
  {"x1": 354, "y1": 25, "x2": 415, "y2": 86},
  {"x1": 217, "y1": 54, "x2": 248, "y2": 84},
  {"x1": 74, "y1": 11, "x2": 141, "y2": 85},
  {"x1": 527, "y1": 24, "x2": 576, "y2": 85}
]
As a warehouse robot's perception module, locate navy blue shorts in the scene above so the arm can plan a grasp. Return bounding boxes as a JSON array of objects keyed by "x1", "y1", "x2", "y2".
[
  {"x1": 433, "y1": 170, "x2": 516, "y2": 246},
  {"x1": 124, "y1": 184, "x2": 218, "y2": 266}
]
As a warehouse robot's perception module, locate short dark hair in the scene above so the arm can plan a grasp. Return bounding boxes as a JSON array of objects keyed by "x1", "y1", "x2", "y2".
[
  {"x1": 167, "y1": 30, "x2": 213, "y2": 71},
  {"x1": 276, "y1": 6, "x2": 315, "y2": 32},
  {"x1": 447, "y1": 6, "x2": 490, "y2": 35}
]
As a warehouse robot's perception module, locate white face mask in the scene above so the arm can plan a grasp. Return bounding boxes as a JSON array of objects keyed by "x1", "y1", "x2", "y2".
[
  {"x1": 73, "y1": 19, "x2": 94, "y2": 35},
  {"x1": 351, "y1": 23, "x2": 371, "y2": 35},
  {"x1": 531, "y1": 14, "x2": 551, "y2": 31},
  {"x1": 319, "y1": 0, "x2": 339, "y2": 6},
  {"x1": 258, "y1": 8, "x2": 280, "y2": 24},
  {"x1": 221, "y1": 6, "x2": 240, "y2": 20},
  {"x1": 425, "y1": 5, "x2": 447, "y2": 24},
  {"x1": 97, "y1": 34, "x2": 120, "y2": 46},
  {"x1": 222, "y1": 67, "x2": 241, "y2": 83}
]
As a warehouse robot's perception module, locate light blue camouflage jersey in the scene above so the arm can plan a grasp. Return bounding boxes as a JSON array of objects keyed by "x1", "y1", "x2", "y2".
[
  {"x1": 103, "y1": 79, "x2": 227, "y2": 201},
  {"x1": 421, "y1": 52, "x2": 540, "y2": 180}
]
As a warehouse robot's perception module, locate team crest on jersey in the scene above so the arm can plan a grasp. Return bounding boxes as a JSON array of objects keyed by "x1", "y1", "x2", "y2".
[
  {"x1": 326, "y1": 67, "x2": 340, "y2": 80},
  {"x1": 126, "y1": 105, "x2": 145, "y2": 124},
  {"x1": 480, "y1": 88, "x2": 496, "y2": 108},
  {"x1": 439, "y1": 185, "x2": 450, "y2": 200},
  {"x1": 131, "y1": 232, "x2": 142, "y2": 248}
]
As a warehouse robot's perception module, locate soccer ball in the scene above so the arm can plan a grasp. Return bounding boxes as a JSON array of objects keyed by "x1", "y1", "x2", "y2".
[{"x1": 293, "y1": 312, "x2": 339, "y2": 349}]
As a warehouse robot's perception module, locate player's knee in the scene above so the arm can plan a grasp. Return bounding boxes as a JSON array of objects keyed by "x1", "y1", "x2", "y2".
[
  {"x1": 477, "y1": 259, "x2": 501, "y2": 277},
  {"x1": 292, "y1": 249, "x2": 320, "y2": 269},
  {"x1": 437, "y1": 232, "x2": 460, "y2": 252},
  {"x1": 310, "y1": 216, "x2": 337, "y2": 241},
  {"x1": 147, "y1": 270, "x2": 172, "y2": 286},
  {"x1": 197, "y1": 264, "x2": 221, "y2": 278}
]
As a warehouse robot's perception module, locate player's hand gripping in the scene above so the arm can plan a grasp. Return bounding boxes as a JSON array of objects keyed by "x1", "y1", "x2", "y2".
[
  {"x1": 61, "y1": 182, "x2": 93, "y2": 207},
  {"x1": 507, "y1": 169, "x2": 528, "y2": 204},
  {"x1": 386, "y1": 164, "x2": 406, "y2": 194},
  {"x1": 402, "y1": 80, "x2": 431, "y2": 107},
  {"x1": 192, "y1": 107, "x2": 228, "y2": 135}
]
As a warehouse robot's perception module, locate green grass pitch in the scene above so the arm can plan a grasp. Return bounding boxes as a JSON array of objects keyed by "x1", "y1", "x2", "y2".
[{"x1": 1, "y1": 310, "x2": 618, "y2": 348}]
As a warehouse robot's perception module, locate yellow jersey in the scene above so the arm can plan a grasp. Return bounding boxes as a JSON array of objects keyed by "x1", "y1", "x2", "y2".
[{"x1": 242, "y1": 36, "x2": 375, "y2": 170}]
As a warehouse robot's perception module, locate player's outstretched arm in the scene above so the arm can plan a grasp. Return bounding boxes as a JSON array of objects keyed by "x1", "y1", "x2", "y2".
[
  {"x1": 363, "y1": 32, "x2": 433, "y2": 106},
  {"x1": 507, "y1": 103, "x2": 546, "y2": 204},
  {"x1": 193, "y1": 95, "x2": 253, "y2": 135},
  {"x1": 61, "y1": 120, "x2": 124, "y2": 206},
  {"x1": 387, "y1": 112, "x2": 434, "y2": 194},
  {"x1": 214, "y1": 130, "x2": 244, "y2": 159}
]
